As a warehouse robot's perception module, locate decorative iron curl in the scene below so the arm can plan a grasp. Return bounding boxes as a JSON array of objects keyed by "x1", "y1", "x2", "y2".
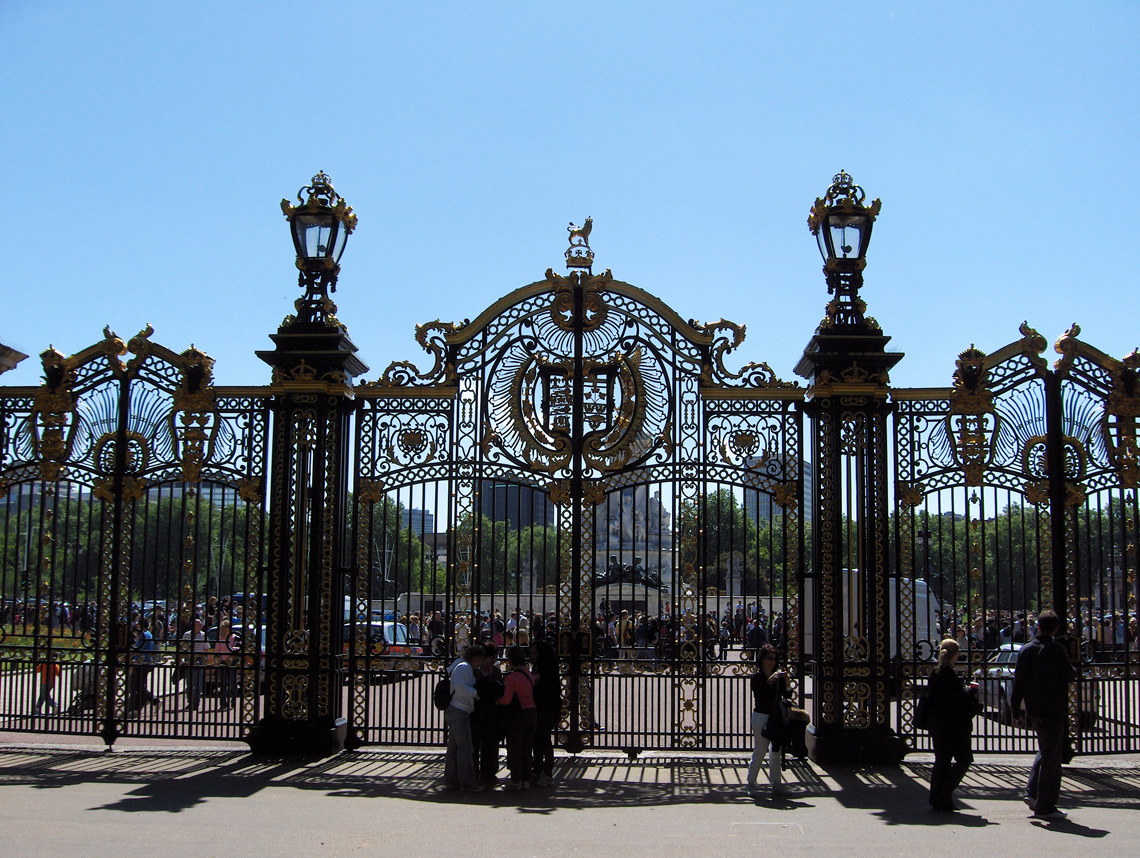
[
  {"x1": 375, "y1": 319, "x2": 465, "y2": 387},
  {"x1": 690, "y1": 318, "x2": 800, "y2": 390}
]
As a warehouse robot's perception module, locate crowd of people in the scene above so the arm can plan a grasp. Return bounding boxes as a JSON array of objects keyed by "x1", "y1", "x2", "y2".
[
  {"x1": 442, "y1": 641, "x2": 560, "y2": 792},
  {"x1": 1, "y1": 599, "x2": 97, "y2": 634},
  {"x1": 397, "y1": 602, "x2": 790, "y2": 663},
  {"x1": 14, "y1": 587, "x2": 1095, "y2": 819},
  {"x1": 933, "y1": 606, "x2": 1138, "y2": 658}
]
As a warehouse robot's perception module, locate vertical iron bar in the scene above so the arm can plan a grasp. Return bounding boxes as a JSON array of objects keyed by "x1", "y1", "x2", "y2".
[
  {"x1": 566, "y1": 273, "x2": 585, "y2": 752},
  {"x1": 1046, "y1": 371, "x2": 1068, "y2": 619}
]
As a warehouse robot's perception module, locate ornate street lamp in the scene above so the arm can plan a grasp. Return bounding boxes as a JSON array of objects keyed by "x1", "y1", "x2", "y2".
[
  {"x1": 808, "y1": 170, "x2": 881, "y2": 326},
  {"x1": 280, "y1": 171, "x2": 357, "y2": 325},
  {"x1": 252, "y1": 172, "x2": 366, "y2": 755},
  {"x1": 797, "y1": 172, "x2": 904, "y2": 764}
]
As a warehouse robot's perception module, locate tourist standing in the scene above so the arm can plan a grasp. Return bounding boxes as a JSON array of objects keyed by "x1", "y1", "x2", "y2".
[
  {"x1": 530, "y1": 639, "x2": 560, "y2": 786},
  {"x1": 213, "y1": 619, "x2": 239, "y2": 709},
  {"x1": 180, "y1": 618, "x2": 209, "y2": 711},
  {"x1": 497, "y1": 644, "x2": 536, "y2": 791},
  {"x1": 746, "y1": 644, "x2": 789, "y2": 795},
  {"x1": 443, "y1": 644, "x2": 483, "y2": 793},
  {"x1": 471, "y1": 644, "x2": 505, "y2": 784},
  {"x1": 129, "y1": 616, "x2": 157, "y2": 711},
  {"x1": 1011, "y1": 609, "x2": 1076, "y2": 820},
  {"x1": 927, "y1": 638, "x2": 981, "y2": 812}
]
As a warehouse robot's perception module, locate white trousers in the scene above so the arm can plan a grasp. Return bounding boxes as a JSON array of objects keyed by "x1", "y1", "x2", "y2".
[{"x1": 747, "y1": 710, "x2": 782, "y2": 788}]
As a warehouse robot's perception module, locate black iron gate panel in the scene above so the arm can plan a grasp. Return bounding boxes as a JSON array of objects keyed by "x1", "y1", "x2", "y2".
[
  {"x1": 0, "y1": 330, "x2": 268, "y2": 744},
  {"x1": 893, "y1": 324, "x2": 1139, "y2": 755},
  {"x1": 894, "y1": 327, "x2": 1057, "y2": 753},
  {"x1": 349, "y1": 387, "x2": 459, "y2": 746},
  {"x1": 1052, "y1": 327, "x2": 1140, "y2": 754},
  {"x1": 347, "y1": 270, "x2": 805, "y2": 752}
]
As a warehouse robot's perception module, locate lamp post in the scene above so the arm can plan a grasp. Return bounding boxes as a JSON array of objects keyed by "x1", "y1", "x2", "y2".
[
  {"x1": 280, "y1": 171, "x2": 357, "y2": 326},
  {"x1": 797, "y1": 171, "x2": 905, "y2": 764},
  {"x1": 807, "y1": 170, "x2": 880, "y2": 327},
  {"x1": 250, "y1": 173, "x2": 367, "y2": 756},
  {"x1": 915, "y1": 527, "x2": 938, "y2": 597}
]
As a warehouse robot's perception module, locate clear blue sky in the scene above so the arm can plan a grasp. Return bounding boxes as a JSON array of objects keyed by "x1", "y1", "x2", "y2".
[{"x1": 2, "y1": 2, "x2": 1137, "y2": 390}]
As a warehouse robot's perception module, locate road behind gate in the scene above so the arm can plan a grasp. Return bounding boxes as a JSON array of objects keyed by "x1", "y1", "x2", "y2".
[{"x1": 0, "y1": 737, "x2": 1136, "y2": 858}]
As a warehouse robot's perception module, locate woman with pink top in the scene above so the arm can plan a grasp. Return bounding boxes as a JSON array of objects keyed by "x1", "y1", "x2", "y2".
[{"x1": 496, "y1": 645, "x2": 536, "y2": 790}]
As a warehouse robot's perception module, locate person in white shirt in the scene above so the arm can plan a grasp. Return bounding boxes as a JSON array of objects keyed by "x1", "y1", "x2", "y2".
[{"x1": 443, "y1": 644, "x2": 484, "y2": 792}]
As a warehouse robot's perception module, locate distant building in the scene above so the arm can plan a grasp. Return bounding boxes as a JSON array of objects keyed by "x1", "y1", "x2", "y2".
[
  {"x1": 145, "y1": 483, "x2": 244, "y2": 506},
  {"x1": 420, "y1": 532, "x2": 449, "y2": 564},
  {"x1": 0, "y1": 343, "x2": 26, "y2": 375},
  {"x1": 478, "y1": 481, "x2": 555, "y2": 530},
  {"x1": 400, "y1": 507, "x2": 435, "y2": 535},
  {"x1": 744, "y1": 458, "x2": 813, "y2": 523},
  {"x1": 1, "y1": 481, "x2": 87, "y2": 507}
]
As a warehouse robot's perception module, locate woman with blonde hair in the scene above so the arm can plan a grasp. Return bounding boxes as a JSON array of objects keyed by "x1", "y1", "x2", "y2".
[{"x1": 927, "y1": 637, "x2": 982, "y2": 812}]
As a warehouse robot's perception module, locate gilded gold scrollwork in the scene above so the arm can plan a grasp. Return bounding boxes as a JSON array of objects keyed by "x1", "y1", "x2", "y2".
[
  {"x1": 897, "y1": 480, "x2": 925, "y2": 508},
  {"x1": 946, "y1": 345, "x2": 1000, "y2": 486},
  {"x1": 582, "y1": 480, "x2": 606, "y2": 507},
  {"x1": 358, "y1": 479, "x2": 385, "y2": 505},
  {"x1": 237, "y1": 476, "x2": 264, "y2": 506},
  {"x1": 1105, "y1": 350, "x2": 1140, "y2": 488},
  {"x1": 772, "y1": 481, "x2": 797, "y2": 512}
]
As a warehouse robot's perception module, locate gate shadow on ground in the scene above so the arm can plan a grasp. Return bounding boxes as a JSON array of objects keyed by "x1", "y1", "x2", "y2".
[
  {"x1": 0, "y1": 747, "x2": 301, "y2": 814},
  {"x1": 0, "y1": 746, "x2": 1133, "y2": 826}
]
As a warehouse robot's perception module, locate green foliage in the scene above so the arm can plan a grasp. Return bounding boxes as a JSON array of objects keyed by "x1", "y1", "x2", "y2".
[
  {"x1": 451, "y1": 511, "x2": 559, "y2": 594},
  {"x1": 0, "y1": 483, "x2": 267, "y2": 607},
  {"x1": 362, "y1": 495, "x2": 441, "y2": 598},
  {"x1": 675, "y1": 488, "x2": 804, "y2": 597},
  {"x1": 893, "y1": 499, "x2": 1129, "y2": 614}
]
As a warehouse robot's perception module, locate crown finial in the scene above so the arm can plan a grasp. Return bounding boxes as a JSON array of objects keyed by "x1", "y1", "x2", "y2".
[{"x1": 565, "y1": 217, "x2": 594, "y2": 270}]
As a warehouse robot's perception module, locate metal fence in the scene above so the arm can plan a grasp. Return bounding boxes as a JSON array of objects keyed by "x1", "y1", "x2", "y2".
[{"x1": 1, "y1": 294, "x2": 1137, "y2": 756}]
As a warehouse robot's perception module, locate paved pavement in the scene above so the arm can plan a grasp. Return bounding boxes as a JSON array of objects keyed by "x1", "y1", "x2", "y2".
[{"x1": 1, "y1": 737, "x2": 1137, "y2": 858}]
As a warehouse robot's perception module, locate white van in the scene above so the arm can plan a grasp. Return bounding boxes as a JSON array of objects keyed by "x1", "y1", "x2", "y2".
[{"x1": 801, "y1": 571, "x2": 942, "y2": 661}]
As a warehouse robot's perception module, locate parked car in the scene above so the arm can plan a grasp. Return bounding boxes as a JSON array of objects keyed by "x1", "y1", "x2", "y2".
[
  {"x1": 343, "y1": 622, "x2": 423, "y2": 658},
  {"x1": 342, "y1": 621, "x2": 423, "y2": 685},
  {"x1": 973, "y1": 642, "x2": 1098, "y2": 728}
]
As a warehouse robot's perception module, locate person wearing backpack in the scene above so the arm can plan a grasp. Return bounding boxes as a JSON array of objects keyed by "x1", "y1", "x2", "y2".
[{"x1": 442, "y1": 644, "x2": 483, "y2": 793}]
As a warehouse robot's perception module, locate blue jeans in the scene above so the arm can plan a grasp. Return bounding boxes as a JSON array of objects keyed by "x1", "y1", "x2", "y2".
[
  {"x1": 1027, "y1": 715, "x2": 1066, "y2": 813},
  {"x1": 444, "y1": 706, "x2": 478, "y2": 790}
]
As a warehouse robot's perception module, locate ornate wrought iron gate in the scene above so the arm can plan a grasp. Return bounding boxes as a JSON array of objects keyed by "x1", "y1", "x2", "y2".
[
  {"x1": 893, "y1": 325, "x2": 1140, "y2": 754},
  {"x1": 347, "y1": 268, "x2": 805, "y2": 752},
  {"x1": 0, "y1": 330, "x2": 266, "y2": 743},
  {"x1": 1, "y1": 185, "x2": 1137, "y2": 758}
]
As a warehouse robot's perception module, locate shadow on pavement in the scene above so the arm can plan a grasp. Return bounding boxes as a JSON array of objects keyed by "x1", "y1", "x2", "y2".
[{"x1": 0, "y1": 745, "x2": 1134, "y2": 825}]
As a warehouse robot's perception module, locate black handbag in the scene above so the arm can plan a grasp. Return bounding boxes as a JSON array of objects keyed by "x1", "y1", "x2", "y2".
[
  {"x1": 914, "y1": 689, "x2": 932, "y2": 731},
  {"x1": 761, "y1": 698, "x2": 790, "y2": 746}
]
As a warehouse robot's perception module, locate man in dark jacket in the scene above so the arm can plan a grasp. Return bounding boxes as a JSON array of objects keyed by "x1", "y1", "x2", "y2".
[
  {"x1": 471, "y1": 644, "x2": 505, "y2": 784},
  {"x1": 1010, "y1": 609, "x2": 1076, "y2": 820}
]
